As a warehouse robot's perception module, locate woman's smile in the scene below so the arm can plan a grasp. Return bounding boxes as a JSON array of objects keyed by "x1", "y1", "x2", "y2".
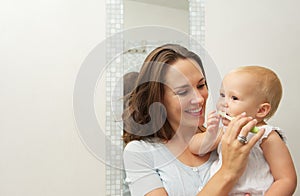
[{"x1": 185, "y1": 107, "x2": 203, "y2": 116}]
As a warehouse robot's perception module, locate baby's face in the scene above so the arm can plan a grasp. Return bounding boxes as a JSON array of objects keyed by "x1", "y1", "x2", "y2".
[{"x1": 217, "y1": 71, "x2": 262, "y2": 126}]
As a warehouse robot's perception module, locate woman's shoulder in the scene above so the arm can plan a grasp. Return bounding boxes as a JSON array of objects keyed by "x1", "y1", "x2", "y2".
[
  {"x1": 123, "y1": 140, "x2": 165, "y2": 167},
  {"x1": 124, "y1": 140, "x2": 147, "y2": 151},
  {"x1": 124, "y1": 140, "x2": 163, "y2": 152}
]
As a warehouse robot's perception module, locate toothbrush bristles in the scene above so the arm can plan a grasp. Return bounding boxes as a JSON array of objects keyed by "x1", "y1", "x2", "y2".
[
  {"x1": 218, "y1": 111, "x2": 233, "y2": 121},
  {"x1": 217, "y1": 111, "x2": 259, "y2": 133}
]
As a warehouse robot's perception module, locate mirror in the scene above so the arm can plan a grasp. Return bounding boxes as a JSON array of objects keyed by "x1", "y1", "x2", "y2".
[
  {"x1": 124, "y1": 0, "x2": 189, "y2": 34},
  {"x1": 104, "y1": 0, "x2": 206, "y2": 195},
  {"x1": 123, "y1": 0, "x2": 189, "y2": 73}
]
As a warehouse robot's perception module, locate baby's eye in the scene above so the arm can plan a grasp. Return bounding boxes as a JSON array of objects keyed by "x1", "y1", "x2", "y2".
[
  {"x1": 232, "y1": 96, "x2": 239, "y2": 100},
  {"x1": 220, "y1": 92, "x2": 225, "y2": 98}
]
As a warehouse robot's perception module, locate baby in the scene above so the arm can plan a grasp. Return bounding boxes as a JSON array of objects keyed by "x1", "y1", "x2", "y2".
[{"x1": 189, "y1": 65, "x2": 297, "y2": 195}]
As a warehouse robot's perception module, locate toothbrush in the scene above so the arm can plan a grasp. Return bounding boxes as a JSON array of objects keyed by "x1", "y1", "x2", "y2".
[{"x1": 218, "y1": 111, "x2": 259, "y2": 133}]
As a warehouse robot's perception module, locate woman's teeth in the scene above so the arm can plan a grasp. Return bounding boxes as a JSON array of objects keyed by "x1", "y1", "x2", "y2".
[{"x1": 187, "y1": 108, "x2": 201, "y2": 113}]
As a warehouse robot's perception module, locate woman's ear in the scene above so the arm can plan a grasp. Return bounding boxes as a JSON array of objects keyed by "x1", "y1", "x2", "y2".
[{"x1": 256, "y1": 103, "x2": 271, "y2": 118}]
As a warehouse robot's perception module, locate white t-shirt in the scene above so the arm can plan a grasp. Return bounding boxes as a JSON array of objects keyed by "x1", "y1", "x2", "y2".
[
  {"x1": 210, "y1": 125, "x2": 287, "y2": 196},
  {"x1": 123, "y1": 140, "x2": 217, "y2": 196}
]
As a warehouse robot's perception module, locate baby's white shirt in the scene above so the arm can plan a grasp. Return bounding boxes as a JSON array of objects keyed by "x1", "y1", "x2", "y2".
[{"x1": 210, "y1": 125, "x2": 287, "y2": 196}]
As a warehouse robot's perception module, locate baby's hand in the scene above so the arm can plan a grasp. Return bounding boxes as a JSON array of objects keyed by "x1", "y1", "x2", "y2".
[
  {"x1": 196, "y1": 110, "x2": 221, "y2": 155},
  {"x1": 206, "y1": 110, "x2": 220, "y2": 136}
]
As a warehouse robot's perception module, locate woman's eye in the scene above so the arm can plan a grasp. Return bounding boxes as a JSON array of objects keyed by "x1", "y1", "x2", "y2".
[
  {"x1": 176, "y1": 90, "x2": 187, "y2": 95},
  {"x1": 197, "y1": 83, "x2": 206, "y2": 89}
]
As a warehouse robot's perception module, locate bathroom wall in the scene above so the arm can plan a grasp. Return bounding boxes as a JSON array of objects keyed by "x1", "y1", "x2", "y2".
[
  {"x1": 2, "y1": 0, "x2": 299, "y2": 195},
  {"x1": 205, "y1": 0, "x2": 300, "y2": 194},
  {"x1": 0, "y1": 0, "x2": 106, "y2": 195}
]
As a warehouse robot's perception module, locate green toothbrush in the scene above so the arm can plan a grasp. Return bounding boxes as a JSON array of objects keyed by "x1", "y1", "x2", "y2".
[{"x1": 218, "y1": 111, "x2": 259, "y2": 133}]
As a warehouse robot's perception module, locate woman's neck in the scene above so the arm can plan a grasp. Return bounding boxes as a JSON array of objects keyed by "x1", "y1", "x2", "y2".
[
  {"x1": 171, "y1": 126, "x2": 197, "y2": 143},
  {"x1": 165, "y1": 127, "x2": 198, "y2": 155}
]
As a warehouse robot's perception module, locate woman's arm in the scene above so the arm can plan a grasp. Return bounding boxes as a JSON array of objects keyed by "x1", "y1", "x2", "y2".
[
  {"x1": 145, "y1": 188, "x2": 168, "y2": 196},
  {"x1": 123, "y1": 141, "x2": 166, "y2": 196},
  {"x1": 197, "y1": 113, "x2": 265, "y2": 196},
  {"x1": 262, "y1": 131, "x2": 297, "y2": 196}
]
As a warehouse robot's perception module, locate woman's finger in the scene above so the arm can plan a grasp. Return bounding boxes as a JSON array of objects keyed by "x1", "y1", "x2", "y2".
[
  {"x1": 238, "y1": 118, "x2": 257, "y2": 137},
  {"x1": 225, "y1": 112, "x2": 249, "y2": 140},
  {"x1": 246, "y1": 128, "x2": 265, "y2": 148}
]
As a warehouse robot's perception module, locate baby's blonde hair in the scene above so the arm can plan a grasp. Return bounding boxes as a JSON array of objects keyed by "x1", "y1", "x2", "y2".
[{"x1": 232, "y1": 65, "x2": 282, "y2": 120}]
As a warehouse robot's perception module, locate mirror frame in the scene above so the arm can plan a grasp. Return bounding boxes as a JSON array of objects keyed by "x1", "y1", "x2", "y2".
[{"x1": 105, "y1": 0, "x2": 206, "y2": 195}]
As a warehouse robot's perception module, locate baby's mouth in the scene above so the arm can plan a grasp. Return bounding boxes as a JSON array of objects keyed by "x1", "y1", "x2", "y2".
[{"x1": 218, "y1": 111, "x2": 233, "y2": 121}]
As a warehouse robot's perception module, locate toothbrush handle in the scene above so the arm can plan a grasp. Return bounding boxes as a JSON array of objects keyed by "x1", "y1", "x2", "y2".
[{"x1": 250, "y1": 126, "x2": 259, "y2": 134}]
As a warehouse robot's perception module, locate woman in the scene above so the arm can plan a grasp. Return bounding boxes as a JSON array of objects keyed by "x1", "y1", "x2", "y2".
[{"x1": 122, "y1": 44, "x2": 264, "y2": 195}]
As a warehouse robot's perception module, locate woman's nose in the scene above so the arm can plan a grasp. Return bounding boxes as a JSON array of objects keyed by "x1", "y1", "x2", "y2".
[{"x1": 190, "y1": 91, "x2": 204, "y2": 104}]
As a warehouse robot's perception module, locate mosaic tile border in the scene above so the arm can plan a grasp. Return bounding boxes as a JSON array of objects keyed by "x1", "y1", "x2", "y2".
[
  {"x1": 105, "y1": 0, "x2": 205, "y2": 195},
  {"x1": 105, "y1": 0, "x2": 124, "y2": 196}
]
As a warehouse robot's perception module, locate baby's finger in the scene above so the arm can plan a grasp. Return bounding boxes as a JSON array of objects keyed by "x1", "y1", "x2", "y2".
[
  {"x1": 207, "y1": 110, "x2": 218, "y2": 119},
  {"x1": 207, "y1": 116, "x2": 219, "y2": 124},
  {"x1": 207, "y1": 110, "x2": 217, "y2": 115}
]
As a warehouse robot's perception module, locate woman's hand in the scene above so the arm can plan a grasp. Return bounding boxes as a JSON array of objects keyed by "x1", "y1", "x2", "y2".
[
  {"x1": 197, "y1": 113, "x2": 265, "y2": 196},
  {"x1": 220, "y1": 112, "x2": 265, "y2": 180}
]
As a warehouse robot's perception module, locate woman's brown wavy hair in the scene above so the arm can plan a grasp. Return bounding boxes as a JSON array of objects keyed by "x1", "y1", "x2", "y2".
[{"x1": 122, "y1": 44, "x2": 206, "y2": 145}]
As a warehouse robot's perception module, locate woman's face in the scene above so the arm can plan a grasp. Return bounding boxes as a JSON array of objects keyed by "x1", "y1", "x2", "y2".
[{"x1": 163, "y1": 58, "x2": 208, "y2": 132}]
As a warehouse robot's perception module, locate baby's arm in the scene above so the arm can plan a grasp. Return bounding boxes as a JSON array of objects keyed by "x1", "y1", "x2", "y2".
[
  {"x1": 262, "y1": 131, "x2": 297, "y2": 196},
  {"x1": 189, "y1": 110, "x2": 222, "y2": 156}
]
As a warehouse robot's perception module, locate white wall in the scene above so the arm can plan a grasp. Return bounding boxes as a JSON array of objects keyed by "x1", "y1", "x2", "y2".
[
  {"x1": 124, "y1": 0, "x2": 189, "y2": 33},
  {"x1": 3, "y1": 0, "x2": 299, "y2": 195},
  {"x1": 0, "y1": 0, "x2": 106, "y2": 195},
  {"x1": 206, "y1": 0, "x2": 300, "y2": 194}
]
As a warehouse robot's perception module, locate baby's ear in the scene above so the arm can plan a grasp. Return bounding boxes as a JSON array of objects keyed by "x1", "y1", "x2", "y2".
[{"x1": 256, "y1": 103, "x2": 271, "y2": 118}]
